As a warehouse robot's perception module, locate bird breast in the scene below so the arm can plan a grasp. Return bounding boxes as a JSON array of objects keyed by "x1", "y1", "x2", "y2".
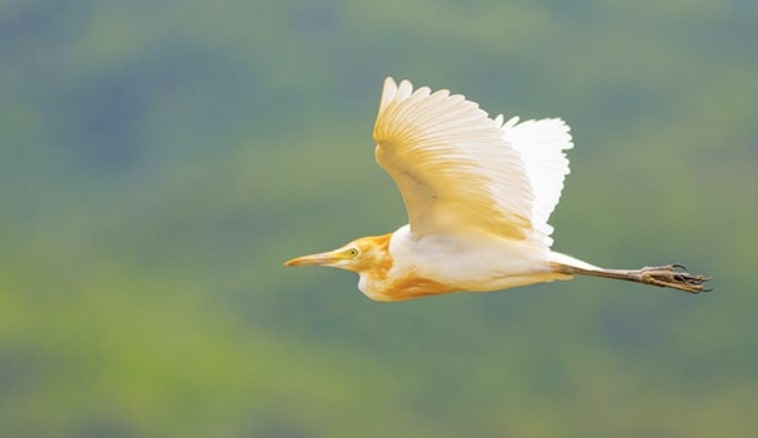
[{"x1": 357, "y1": 225, "x2": 554, "y2": 301}]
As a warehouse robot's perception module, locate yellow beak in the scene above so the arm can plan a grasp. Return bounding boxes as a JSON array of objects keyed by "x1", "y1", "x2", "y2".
[{"x1": 284, "y1": 250, "x2": 347, "y2": 267}]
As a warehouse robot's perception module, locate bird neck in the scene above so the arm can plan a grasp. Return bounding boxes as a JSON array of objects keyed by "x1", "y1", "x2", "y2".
[{"x1": 352, "y1": 227, "x2": 448, "y2": 301}]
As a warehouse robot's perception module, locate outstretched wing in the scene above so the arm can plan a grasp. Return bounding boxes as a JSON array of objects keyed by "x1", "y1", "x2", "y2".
[
  {"x1": 499, "y1": 116, "x2": 573, "y2": 247},
  {"x1": 373, "y1": 77, "x2": 535, "y2": 241}
]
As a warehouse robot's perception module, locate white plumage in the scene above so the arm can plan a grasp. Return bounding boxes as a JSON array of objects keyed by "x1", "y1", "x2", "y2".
[
  {"x1": 375, "y1": 77, "x2": 571, "y2": 248},
  {"x1": 370, "y1": 77, "x2": 579, "y2": 297},
  {"x1": 284, "y1": 77, "x2": 711, "y2": 300},
  {"x1": 501, "y1": 116, "x2": 574, "y2": 246}
]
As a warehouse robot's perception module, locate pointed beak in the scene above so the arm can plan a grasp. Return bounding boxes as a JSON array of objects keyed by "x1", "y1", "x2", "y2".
[{"x1": 284, "y1": 250, "x2": 345, "y2": 267}]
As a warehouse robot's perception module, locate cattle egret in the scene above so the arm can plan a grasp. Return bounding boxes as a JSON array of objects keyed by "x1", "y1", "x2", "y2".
[{"x1": 284, "y1": 78, "x2": 711, "y2": 302}]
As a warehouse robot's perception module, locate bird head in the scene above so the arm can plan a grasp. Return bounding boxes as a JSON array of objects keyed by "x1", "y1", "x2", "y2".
[{"x1": 283, "y1": 233, "x2": 392, "y2": 274}]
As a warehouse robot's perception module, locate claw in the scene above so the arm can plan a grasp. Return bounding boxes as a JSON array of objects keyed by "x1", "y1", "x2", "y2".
[{"x1": 637, "y1": 264, "x2": 713, "y2": 294}]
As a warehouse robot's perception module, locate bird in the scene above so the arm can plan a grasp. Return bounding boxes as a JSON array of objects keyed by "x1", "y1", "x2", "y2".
[{"x1": 284, "y1": 77, "x2": 711, "y2": 302}]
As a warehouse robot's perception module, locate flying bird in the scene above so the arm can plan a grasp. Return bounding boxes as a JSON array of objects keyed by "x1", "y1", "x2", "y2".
[{"x1": 284, "y1": 78, "x2": 711, "y2": 302}]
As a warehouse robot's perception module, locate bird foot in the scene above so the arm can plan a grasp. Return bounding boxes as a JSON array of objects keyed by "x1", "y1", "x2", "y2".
[{"x1": 635, "y1": 264, "x2": 712, "y2": 294}]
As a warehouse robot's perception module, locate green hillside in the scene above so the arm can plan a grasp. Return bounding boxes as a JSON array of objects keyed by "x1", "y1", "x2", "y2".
[{"x1": 1, "y1": 0, "x2": 756, "y2": 436}]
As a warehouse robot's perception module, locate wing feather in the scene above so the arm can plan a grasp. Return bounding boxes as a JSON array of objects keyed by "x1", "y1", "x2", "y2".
[
  {"x1": 373, "y1": 78, "x2": 535, "y2": 241},
  {"x1": 501, "y1": 116, "x2": 573, "y2": 246}
]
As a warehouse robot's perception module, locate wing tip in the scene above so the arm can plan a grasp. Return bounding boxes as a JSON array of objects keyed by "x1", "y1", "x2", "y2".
[
  {"x1": 379, "y1": 77, "x2": 398, "y2": 111},
  {"x1": 396, "y1": 79, "x2": 414, "y2": 100},
  {"x1": 380, "y1": 77, "x2": 418, "y2": 111},
  {"x1": 503, "y1": 117, "x2": 574, "y2": 150}
]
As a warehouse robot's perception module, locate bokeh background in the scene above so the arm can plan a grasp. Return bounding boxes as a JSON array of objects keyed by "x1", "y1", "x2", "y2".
[{"x1": 2, "y1": 0, "x2": 757, "y2": 436}]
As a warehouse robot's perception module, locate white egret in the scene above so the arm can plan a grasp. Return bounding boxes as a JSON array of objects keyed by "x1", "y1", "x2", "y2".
[{"x1": 285, "y1": 78, "x2": 711, "y2": 301}]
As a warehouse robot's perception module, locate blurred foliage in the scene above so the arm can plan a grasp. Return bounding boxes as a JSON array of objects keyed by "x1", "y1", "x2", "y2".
[{"x1": 1, "y1": 0, "x2": 757, "y2": 436}]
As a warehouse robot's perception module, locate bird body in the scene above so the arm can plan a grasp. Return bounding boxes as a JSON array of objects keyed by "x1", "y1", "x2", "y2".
[
  {"x1": 371, "y1": 225, "x2": 560, "y2": 300},
  {"x1": 285, "y1": 78, "x2": 711, "y2": 301}
]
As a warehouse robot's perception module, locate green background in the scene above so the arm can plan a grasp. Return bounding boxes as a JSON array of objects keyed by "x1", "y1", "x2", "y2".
[{"x1": 2, "y1": 0, "x2": 756, "y2": 436}]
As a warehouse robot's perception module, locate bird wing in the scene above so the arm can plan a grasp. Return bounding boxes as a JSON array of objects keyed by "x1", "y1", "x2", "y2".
[
  {"x1": 373, "y1": 77, "x2": 536, "y2": 241},
  {"x1": 499, "y1": 116, "x2": 573, "y2": 247}
]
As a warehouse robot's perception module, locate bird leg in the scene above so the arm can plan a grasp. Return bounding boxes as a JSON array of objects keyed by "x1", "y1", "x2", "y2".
[{"x1": 556, "y1": 263, "x2": 712, "y2": 294}]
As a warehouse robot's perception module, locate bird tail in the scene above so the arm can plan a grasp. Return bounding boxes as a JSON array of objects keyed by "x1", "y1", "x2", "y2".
[{"x1": 548, "y1": 251, "x2": 601, "y2": 272}]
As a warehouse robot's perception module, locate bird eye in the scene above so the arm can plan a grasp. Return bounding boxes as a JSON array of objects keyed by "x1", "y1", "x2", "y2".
[{"x1": 347, "y1": 248, "x2": 359, "y2": 258}]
